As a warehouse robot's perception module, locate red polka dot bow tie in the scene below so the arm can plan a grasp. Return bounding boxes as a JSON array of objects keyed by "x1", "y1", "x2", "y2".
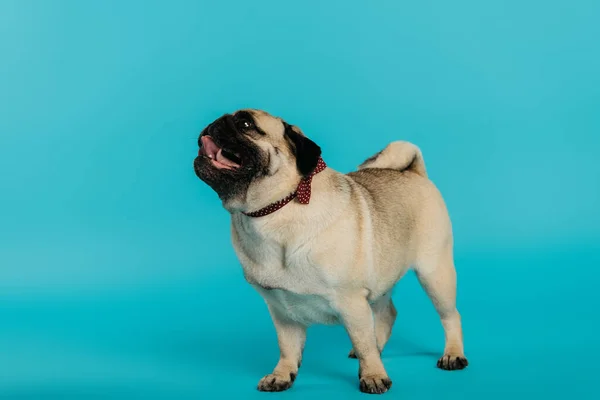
[{"x1": 242, "y1": 157, "x2": 327, "y2": 218}]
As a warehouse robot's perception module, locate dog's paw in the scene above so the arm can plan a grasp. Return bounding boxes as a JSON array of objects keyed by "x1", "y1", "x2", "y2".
[
  {"x1": 257, "y1": 373, "x2": 295, "y2": 392},
  {"x1": 437, "y1": 354, "x2": 468, "y2": 370},
  {"x1": 359, "y1": 375, "x2": 392, "y2": 394}
]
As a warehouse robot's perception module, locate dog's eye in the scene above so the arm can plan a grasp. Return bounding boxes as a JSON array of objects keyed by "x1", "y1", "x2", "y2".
[
  {"x1": 234, "y1": 113, "x2": 255, "y2": 130},
  {"x1": 239, "y1": 119, "x2": 253, "y2": 129}
]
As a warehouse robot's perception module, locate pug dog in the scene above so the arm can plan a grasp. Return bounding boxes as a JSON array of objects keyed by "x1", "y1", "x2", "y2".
[{"x1": 193, "y1": 109, "x2": 468, "y2": 394}]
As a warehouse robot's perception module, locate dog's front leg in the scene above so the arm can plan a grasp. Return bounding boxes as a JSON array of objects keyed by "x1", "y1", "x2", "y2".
[
  {"x1": 257, "y1": 303, "x2": 306, "y2": 392},
  {"x1": 336, "y1": 293, "x2": 392, "y2": 394}
]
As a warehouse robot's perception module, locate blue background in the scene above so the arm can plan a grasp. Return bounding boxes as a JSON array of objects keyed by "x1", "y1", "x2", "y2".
[{"x1": 1, "y1": 0, "x2": 599, "y2": 398}]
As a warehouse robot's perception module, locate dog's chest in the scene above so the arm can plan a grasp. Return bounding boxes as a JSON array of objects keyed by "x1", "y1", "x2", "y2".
[
  {"x1": 246, "y1": 255, "x2": 339, "y2": 325},
  {"x1": 258, "y1": 287, "x2": 339, "y2": 325},
  {"x1": 239, "y1": 238, "x2": 326, "y2": 294},
  {"x1": 234, "y1": 230, "x2": 338, "y2": 324}
]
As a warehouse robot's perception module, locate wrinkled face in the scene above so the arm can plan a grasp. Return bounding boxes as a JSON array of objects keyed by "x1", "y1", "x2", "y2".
[{"x1": 193, "y1": 109, "x2": 321, "y2": 204}]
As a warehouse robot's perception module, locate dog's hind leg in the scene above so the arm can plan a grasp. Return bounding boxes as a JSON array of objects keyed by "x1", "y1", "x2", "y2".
[{"x1": 414, "y1": 245, "x2": 468, "y2": 370}]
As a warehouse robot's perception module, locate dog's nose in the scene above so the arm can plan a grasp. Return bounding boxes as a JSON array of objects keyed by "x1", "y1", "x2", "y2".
[
  {"x1": 198, "y1": 126, "x2": 209, "y2": 146},
  {"x1": 199, "y1": 121, "x2": 217, "y2": 140}
]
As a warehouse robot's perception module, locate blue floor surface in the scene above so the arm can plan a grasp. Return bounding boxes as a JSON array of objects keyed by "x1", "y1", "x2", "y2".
[{"x1": 2, "y1": 246, "x2": 598, "y2": 399}]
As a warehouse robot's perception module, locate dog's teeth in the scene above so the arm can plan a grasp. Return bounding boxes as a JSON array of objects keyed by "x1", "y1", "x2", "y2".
[{"x1": 208, "y1": 154, "x2": 214, "y2": 159}]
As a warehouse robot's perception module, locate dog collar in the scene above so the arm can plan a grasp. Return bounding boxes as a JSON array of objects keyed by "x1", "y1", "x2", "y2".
[{"x1": 242, "y1": 157, "x2": 327, "y2": 218}]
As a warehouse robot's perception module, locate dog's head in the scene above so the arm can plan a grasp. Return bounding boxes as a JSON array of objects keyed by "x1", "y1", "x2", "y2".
[{"x1": 193, "y1": 109, "x2": 322, "y2": 211}]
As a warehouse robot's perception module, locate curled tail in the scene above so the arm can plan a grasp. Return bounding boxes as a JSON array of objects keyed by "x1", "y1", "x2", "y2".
[{"x1": 358, "y1": 141, "x2": 427, "y2": 178}]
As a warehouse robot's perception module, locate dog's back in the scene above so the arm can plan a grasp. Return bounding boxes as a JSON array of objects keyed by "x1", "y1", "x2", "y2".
[
  {"x1": 346, "y1": 142, "x2": 452, "y2": 280},
  {"x1": 348, "y1": 141, "x2": 442, "y2": 225}
]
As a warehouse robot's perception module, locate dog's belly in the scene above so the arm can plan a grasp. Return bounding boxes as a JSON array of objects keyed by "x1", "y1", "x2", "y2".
[{"x1": 258, "y1": 287, "x2": 339, "y2": 326}]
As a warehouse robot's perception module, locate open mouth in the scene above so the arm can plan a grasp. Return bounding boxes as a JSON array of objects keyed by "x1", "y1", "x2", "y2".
[{"x1": 199, "y1": 135, "x2": 242, "y2": 170}]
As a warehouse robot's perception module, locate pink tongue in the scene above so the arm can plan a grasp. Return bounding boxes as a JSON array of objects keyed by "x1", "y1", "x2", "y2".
[
  {"x1": 216, "y1": 149, "x2": 240, "y2": 168},
  {"x1": 201, "y1": 135, "x2": 220, "y2": 157},
  {"x1": 200, "y1": 135, "x2": 240, "y2": 169}
]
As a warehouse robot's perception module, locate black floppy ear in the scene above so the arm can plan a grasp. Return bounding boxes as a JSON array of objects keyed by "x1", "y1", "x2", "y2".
[{"x1": 283, "y1": 122, "x2": 322, "y2": 177}]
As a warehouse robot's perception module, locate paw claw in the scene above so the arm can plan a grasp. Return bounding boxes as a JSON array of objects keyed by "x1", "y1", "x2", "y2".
[
  {"x1": 257, "y1": 373, "x2": 294, "y2": 392},
  {"x1": 359, "y1": 375, "x2": 392, "y2": 394},
  {"x1": 437, "y1": 354, "x2": 469, "y2": 370}
]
